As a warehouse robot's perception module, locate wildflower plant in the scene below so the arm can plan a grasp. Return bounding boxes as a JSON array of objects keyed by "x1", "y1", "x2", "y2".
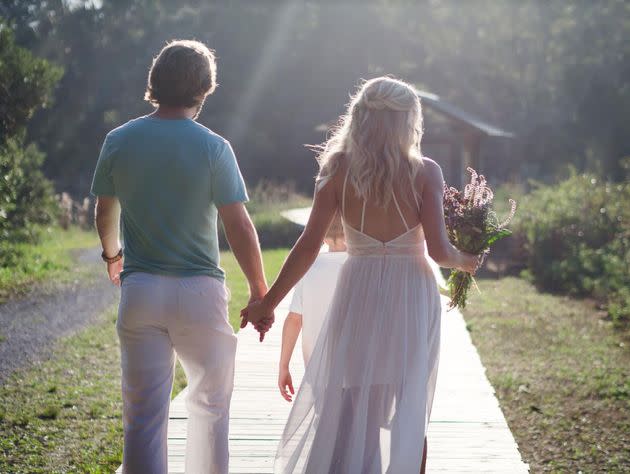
[{"x1": 443, "y1": 168, "x2": 516, "y2": 309}]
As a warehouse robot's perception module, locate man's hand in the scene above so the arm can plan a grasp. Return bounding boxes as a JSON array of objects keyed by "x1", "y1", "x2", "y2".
[
  {"x1": 254, "y1": 315, "x2": 274, "y2": 342},
  {"x1": 240, "y1": 300, "x2": 275, "y2": 342},
  {"x1": 107, "y1": 258, "x2": 123, "y2": 286},
  {"x1": 219, "y1": 202, "x2": 270, "y2": 338},
  {"x1": 278, "y1": 365, "x2": 295, "y2": 402}
]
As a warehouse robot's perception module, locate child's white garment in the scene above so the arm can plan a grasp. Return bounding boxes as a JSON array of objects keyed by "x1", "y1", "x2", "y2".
[{"x1": 288, "y1": 251, "x2": 347, "y2": 364}]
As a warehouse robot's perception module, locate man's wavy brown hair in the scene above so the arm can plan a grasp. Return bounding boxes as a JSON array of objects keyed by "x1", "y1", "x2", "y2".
[{"x1": 145, "y1": 40, "x2": 217, "y2": 108}]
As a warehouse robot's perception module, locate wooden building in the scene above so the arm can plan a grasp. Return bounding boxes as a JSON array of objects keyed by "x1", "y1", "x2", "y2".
[{"x1": 417, "y1": 90, "x2": 514, "y2": 187}]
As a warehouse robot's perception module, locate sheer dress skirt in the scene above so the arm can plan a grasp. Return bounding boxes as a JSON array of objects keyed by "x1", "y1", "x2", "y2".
[{"x1": 274, "y1": 225, "x2": 441, "y2": 474}]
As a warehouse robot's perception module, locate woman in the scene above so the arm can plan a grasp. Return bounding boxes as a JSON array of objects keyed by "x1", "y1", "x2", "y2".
[{"x1": 243, "y1": 76, "x2": 479, "y2": 473}]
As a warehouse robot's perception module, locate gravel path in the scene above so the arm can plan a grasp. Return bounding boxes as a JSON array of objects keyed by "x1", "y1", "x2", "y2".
[{"x1": 0, "y1": 248, "x2": 119, "y2": 383}]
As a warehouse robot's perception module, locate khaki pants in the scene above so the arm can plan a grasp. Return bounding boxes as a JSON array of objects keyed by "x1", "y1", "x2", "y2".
[{"x1": 117, "y1": 272, "x2": 237, "y2": 474}]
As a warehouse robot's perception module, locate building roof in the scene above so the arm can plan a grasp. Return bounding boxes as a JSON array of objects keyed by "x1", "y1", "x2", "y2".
[{"x1": 417, "y1": 90, "x2": 514, "y2": 138}]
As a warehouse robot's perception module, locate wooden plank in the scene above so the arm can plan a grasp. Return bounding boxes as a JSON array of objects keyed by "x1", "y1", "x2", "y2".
[{"x1": 116, "y1": 293, "x2": 529, "y2": 473}]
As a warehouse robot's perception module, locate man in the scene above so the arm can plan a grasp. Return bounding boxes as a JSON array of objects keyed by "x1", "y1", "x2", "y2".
[{"x1": 92, "y1": 40, "x2": 272, "y2": 474}]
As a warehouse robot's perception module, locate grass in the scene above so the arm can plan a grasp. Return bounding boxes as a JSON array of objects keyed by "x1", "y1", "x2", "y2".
[
  {"x1": 463, "y1": 276, "x2": 630, "y2": 473},
  {"x1": 0, "y1": 227, "x2": 98, "y2": 303},
  {"x1": 220, "y1": 248, "x2": 289, "y2": 330},
  {"x1": 0, "y1": 248, "x2": 289, "y2": 472},
  {"x1": 0, "y1": 308, "x2": 126, "y2": 473}
]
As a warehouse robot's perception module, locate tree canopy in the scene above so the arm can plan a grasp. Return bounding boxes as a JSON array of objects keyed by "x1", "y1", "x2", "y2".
[{"x1": 2, "y1": 1, "x2": 628, "y2": 195}]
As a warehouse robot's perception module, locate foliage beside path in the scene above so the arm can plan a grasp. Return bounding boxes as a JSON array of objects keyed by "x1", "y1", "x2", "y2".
[
  {"x1": 0, "y1": 308, "x2": 126, "y2": 473},
  {"x1": 0, "y1": 249, "x2": 288, "y2": 472},
  {"x1": 220, "y1": 248, "x2": 289, "y2": 330},
  {"x1": 515, "y1": 171, "x2": 630, "y2": 327},
  {"x1": 0, "y1": 228, "x2": 97, "y2": 304},
  {"x1": 464, "y1": 277, "x2": 630, "y2": 473}
]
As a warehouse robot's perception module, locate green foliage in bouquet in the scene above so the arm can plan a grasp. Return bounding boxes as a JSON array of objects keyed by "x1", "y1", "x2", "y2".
[{"x1": 443, "y1": 168, "x2": 516, "y2": 309}]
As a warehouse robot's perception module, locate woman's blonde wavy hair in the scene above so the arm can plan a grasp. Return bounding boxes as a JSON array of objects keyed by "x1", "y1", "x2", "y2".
[{"x1": 315, "y1": 76, "x2": 424, "y2": 207}]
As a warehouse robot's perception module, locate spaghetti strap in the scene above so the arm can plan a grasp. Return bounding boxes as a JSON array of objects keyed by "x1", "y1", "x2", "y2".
[
  {"x1": 409, "y1": 173, "x2": 421, "y2": 212},
  {"x1": 342, "y1": 169, "x2": 350, "y2": 218},
  {"x1": 392, "y1": 193, "x2": 410, "y2": 231},
  {"x1": 360, "y1": 201, "x2": 367, "y2": 233},
  {"x1": 343, "y1": 167, "x2": 367, "y2": 232}
]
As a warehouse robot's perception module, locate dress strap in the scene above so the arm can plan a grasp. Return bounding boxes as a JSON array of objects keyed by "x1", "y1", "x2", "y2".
[
  {"x1": 392, "y1": 193, "x2": 410, "y2": 231},
  {"x1": 409, "y1": 173, "x2": 421, "y2": 212},
  {"x1": 360, "y1": 201, "x2": 367, "y2": 233},
  {"x1": 342, "y1": 169, "x2": 350, "y2": 218}
]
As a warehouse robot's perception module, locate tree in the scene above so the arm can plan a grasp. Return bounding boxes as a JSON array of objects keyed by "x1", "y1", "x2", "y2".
[
  {"x1": 4, "y1": 2, "x2": 629, "y2": 194},
  {"x1": 0, "y1": 25, "x2": 61, "y2": 242}
]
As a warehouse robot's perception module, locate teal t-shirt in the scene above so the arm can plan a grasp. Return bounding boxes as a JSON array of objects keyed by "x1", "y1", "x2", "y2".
[{"x1": 91, "y1": 116, "x2": 248, "y2": 282}]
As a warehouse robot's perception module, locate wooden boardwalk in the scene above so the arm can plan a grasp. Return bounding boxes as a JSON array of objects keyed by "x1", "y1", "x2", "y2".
[{"x1": 117, "y1": 295, "x2": 529, "y2": 473}]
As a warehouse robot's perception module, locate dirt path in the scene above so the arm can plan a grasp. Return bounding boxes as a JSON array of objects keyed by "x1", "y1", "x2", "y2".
[{"x1": 0, "y1": 248, "x2": 119, "y2": 383}]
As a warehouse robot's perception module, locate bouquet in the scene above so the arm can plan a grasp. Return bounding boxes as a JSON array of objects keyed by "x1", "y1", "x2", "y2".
[{"x1": 443, "y1": 168, "x2": 517, "y2": 309}]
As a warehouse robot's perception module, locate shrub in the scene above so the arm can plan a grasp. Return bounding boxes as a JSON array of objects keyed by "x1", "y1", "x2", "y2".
[
  {"x1": 245, "y1": 180, "x2": 312, "y2": 215},
  {"x1": 0, "y1": 24, "x2": 63, "y2": 266},
  {"x1": 516, "y1": 173, "x2": 630, "y2": 325},
  {"x1": 219, "y1": 210, "x2": 303, "y2": 250},
  {"x1": 0, "y1": 138, "x2": 58, "y2": 243},
  {"x1": 218, "y1": 181, "x2": 309, "y2": 250},
  {"x1": 0, "y1": 27, "x2": 63, "y2": 139}
]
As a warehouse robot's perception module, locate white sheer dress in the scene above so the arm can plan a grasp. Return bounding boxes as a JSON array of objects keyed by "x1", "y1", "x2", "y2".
[{"x1": 274, "y1": 170, "x2": 442, "y2": 473}]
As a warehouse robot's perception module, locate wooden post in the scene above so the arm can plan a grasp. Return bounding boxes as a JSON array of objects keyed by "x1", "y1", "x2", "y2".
[{"x1": 461, "y1": 132, "x2": 482, "y2": 184}]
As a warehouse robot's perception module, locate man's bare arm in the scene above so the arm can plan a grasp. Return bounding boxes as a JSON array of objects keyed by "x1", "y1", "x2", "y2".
[
  {"x1": 218, "y1": 202, "x2": 268, "y2": 301},
  {"x1": 95, "y1": 196, "x2": 121, "y2": 257},
  {"x1": 95, "y1": 196, "x2": 123, "y2": 285}
]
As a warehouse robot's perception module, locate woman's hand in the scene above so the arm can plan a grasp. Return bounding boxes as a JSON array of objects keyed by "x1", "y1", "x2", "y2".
[
  {"x1": 241, "y1": 300, "x2": 273, "y2": 324},
  {"x1": 241, "y1": 300, "x2": 275, "y2": 342},
  {"x1": 458, "y1": 251, "x2": 482, "y2": 275},
  {"x1": 278, "y1": 365, "x2": 295, "y2": 402}
]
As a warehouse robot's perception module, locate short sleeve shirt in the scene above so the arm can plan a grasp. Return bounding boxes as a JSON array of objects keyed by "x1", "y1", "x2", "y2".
[{"x1": 91, "y1": 116, "x2": 248, "y2": 281}]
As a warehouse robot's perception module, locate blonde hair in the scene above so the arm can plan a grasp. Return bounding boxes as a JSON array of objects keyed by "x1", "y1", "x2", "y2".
[
  {"x1": 315, "y1": 76, "x2": 423, "y2": 207},
  {"x1": 145, "y1": 40, "x2": 217, "y2": 108}
]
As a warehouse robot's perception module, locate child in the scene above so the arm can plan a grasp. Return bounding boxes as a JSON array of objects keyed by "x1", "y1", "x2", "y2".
[{"x1": 277, "y1": 212, "x2": 347, "y2": 402}]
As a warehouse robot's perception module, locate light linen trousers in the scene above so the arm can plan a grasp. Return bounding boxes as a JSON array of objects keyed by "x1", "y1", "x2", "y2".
[{"x1": 117, "y1": 272, "x2": 237, "y2": 474}]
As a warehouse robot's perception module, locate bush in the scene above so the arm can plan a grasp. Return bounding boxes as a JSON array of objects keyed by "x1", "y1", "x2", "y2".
[
  {"x1": 245, "y1": 180, "x2": 312, "y2": 215},
  {"x1": 0, "y1": 138, "x2": 58, "y2": 243},
  {"x1": 516, "y1": 173, "x2": 630, "y2": 325},
  {"x1": 218, "y1": 181, "x2": 309, "y2": 250},
  {"x1": 0, "y1": 23, "x2": 63, "y2": 265},
  {"x1": 0, "y1": 27, "x2": 63, "y2": 139},
  {"x1": 219, "y1": 209, "x2": 303, "y2": 251}
]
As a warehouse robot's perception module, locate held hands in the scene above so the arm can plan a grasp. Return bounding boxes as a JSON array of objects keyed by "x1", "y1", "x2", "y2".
[
  {"x1": 278, "y1": 365, "x2": 295, "y2": 402},
  {"x1": 240, "y1": 298, "x2": 275, "y2": 342}
]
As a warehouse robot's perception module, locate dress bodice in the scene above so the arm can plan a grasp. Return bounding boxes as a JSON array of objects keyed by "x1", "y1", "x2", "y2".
[
  {"x1": 338, "y1": 168, "x2": 426, "y2": 257},
  {"x1": 342, "y1": 220, "x2": 426, "y2": 257}
]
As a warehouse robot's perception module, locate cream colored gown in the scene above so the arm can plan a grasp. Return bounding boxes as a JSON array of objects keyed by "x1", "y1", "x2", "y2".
[{"x1": 275, "y1": 171, "x2": 442, "y2": 473}]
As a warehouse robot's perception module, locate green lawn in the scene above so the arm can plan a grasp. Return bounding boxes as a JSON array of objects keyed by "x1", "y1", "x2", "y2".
[
  {"x1": 0, "y1": 227, "x2": 98, "y2": 303},
  {"x1": 0, "y1": 248, "x2": 289, "y2": 473},
  {"x1": 220, "y1": 248, "x2": 289, "y2": 330},
  {"x1": 463, "y1": 277, "x2": 630, "y2": 473}
]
